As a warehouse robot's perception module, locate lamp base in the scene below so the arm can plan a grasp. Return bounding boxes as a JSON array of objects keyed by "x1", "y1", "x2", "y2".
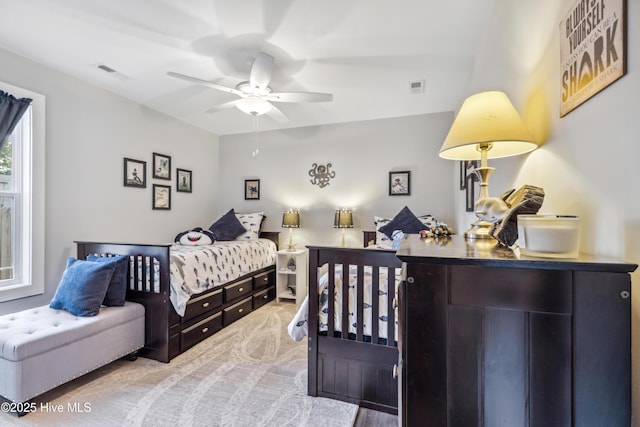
[{"x1": 464, "y1": 219, "x2": 495, "y2": 240}]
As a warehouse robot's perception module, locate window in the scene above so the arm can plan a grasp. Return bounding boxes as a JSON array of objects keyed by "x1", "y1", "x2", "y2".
[{"x1": 0, "y1": 83, "x2": 44, "y2": 302}]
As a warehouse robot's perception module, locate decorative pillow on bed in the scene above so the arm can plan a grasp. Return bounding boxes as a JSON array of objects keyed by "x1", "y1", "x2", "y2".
[
  {"x1": 50, "y1": 258, "x2": 115, "y2": 316},
  {"x1": 379, "y1": 206, "x2": 429, "y2": 239},
  {"x1": 87, "y1": 254, "x2": 128, "y2": 306},
  {"x1": 209, "y1": 209, "x2": 247, "y2": 241},
  {"x1": 174, "y1": 227, "x2": 215, "y2": 246},
  {"x1": 235, "y1": 211, "x2": 264, "y2": 241}
]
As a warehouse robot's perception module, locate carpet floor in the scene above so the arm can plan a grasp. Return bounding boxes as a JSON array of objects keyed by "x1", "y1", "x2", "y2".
[{"x1": 1, "y1": 302, "x2": 358, "y2": 426}]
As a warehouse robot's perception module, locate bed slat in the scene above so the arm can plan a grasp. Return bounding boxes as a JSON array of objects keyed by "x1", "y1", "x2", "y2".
[{"x1": 371, "y1": 266, "x2": 380, "y2": 344}]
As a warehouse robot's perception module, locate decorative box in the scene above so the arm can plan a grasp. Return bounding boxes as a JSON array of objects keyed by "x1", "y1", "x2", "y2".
[{"x1": 517, "y1": 215, "x2": 580, "y2": 258}]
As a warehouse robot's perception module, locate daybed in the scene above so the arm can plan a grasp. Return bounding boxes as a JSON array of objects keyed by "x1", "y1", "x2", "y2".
[
  {"x1": 76, "y1": 230, "x2": 279, "y2": 363},
  {"x1": 0, "y1": 302, "x2": 144, "y2": 406}
]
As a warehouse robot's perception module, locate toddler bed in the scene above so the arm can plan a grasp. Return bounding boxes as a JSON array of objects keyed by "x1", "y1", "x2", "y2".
[
  {"x1": 296, "y1": 232, "x2": 403, "y2": 414},
  {"x1": 76, "y1": 210, "x2": 279, "y2": 362},
  {"x1": 292, "y1": 207, "x2": 446, "y2": 414}
]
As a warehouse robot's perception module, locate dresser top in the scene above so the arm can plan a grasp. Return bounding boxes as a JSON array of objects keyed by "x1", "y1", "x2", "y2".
[{"x1": 396, "y1": 234, "x2": 637, "y2": 273}]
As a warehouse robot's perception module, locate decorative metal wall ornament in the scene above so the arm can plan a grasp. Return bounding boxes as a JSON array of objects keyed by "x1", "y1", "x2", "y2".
[{"x1": 309, "y1": 163, "x2": 335, "y2": 188}]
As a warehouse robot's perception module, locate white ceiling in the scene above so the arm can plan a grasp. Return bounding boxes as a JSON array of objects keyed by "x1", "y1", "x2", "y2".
[{"x1": 0, "y1": 0, "x2": 496, "y2": 135}]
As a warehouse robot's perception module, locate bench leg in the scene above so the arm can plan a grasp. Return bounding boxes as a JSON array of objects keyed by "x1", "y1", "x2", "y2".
[{"x1": 123, "y1": 350, "x2": 139, "y2": 361}]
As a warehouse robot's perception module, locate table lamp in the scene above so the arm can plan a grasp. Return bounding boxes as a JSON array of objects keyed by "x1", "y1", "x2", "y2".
[
  {"x1": 439, "y1": 91, "x2": 537, "y2": 240},
  {"x1": 333, "y1": 209, "x2": 353, "y2": 247},
  {"x1": 281, "y1": 210, "x2": 300, "y2": 251}
]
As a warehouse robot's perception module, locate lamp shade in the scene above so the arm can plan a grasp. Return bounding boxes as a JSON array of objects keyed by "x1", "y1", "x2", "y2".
[
  {"x1": 439, "y1": 91, "x2": 536, "y2": 161},
  {"x1": 282, "y1": 210, "x2": 300, "y2": 228},
  {"x1": 334, "y1": 209, "x2": 353, "y2": 228},
  {"x1": 236, "y1": 96, "x2": 272, "y2": 116}
]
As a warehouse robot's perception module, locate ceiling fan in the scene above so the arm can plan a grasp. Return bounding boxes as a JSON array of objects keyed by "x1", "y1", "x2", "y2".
[{"x1": 167, "y1": 52, "x2": 333, "y2": 122}]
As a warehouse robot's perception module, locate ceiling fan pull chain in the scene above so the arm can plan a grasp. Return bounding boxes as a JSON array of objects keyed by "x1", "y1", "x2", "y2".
[{"x1": 252, "y1": 113, "x2": 260, "y2": 158}]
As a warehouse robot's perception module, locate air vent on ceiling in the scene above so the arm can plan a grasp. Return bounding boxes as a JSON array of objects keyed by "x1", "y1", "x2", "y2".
[
  {"x1": 409, "y1": 80, "x2": 425, "y2": 94},
  {"x1": 97, "y1": 64, "x2": 117, "y2": 73}
]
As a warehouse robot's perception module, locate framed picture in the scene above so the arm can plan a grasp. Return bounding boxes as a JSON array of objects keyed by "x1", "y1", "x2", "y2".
[
  {"x1": 176, "y1": 168, "x2": 192, "y2": 193},
  {"x1": 244, "y1": 179, "x2": 260, "y2": 200},
  {"x1": 153, "y1": 184, "x2": 171, "y2": 210},
  {"x1": 459, "y1": 161, "x2": 467, "y2": 190},
  {"x1": 389, "y1": 171, "x2": 410, "y2": 196},
  {"x1": 559, "y1": 0, "x2": 626, "y2": 116},
  {"x1": 465, "y1": 173, "x2": 475, "y2": 212},
  {"x1": 153, "y1": 152, "x2": 171, "y2": 180},
  {"x1": 123, "y1": 158, "x2": 146, "y2": 188}
]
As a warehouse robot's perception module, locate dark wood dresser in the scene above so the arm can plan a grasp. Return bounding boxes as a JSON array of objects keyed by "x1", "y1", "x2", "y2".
[{"x1": 395, "y1": 234, "x2": 637, "y2": 427}]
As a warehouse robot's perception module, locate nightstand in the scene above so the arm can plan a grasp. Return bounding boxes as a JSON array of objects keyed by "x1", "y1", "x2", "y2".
[{"x1": 275, "y1": 249, "x2": 307, "y2": 306}]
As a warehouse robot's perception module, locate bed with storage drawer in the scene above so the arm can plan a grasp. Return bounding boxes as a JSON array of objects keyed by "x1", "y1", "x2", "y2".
[{"x1": 76, "y1": 231, "x2": 278, "y2": 363}]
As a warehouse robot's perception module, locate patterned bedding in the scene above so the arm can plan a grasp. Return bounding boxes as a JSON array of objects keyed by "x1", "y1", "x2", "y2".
[
  {"x1": 288, "y1": 263, "x2": 401, "y2": 342},
  {"x1": 168, "y1": 238, "x2": 277, "y2": 316}
]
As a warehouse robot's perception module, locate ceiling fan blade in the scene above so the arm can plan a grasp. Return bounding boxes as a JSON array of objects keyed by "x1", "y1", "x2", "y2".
[
  {"x1": 167, "y1": 71, "x2": 243, "y2": 97},
  {"x1": 265, "y1": 103, "x2": 289, "y2": 123},
  {"x1": 204, "y1": 100, "x2": 238, "y2": 114},
  {"x1": 265, "y1": 91, "x2": 333, "y2": 103},
  {"x1": 249, "y1": 52, "x2": 274, "y2": 93}
]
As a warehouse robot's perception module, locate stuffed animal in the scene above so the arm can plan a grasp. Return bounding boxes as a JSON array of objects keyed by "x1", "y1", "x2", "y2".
[{"x1": 174, "y1": 227, "x2": 215, "y2": 246}]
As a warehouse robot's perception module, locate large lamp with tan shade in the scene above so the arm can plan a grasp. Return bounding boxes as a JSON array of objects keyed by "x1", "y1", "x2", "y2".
[{"x1": 439, "y1": 91, "x2": 537, "y2": 240}]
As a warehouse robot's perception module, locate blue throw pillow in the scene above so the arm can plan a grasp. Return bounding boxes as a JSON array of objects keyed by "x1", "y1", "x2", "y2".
[
  {"x1": 208, "y1": 208, "x2": 247, "y2": 241},
  {"x1": 379, "y1": 206, "x2": 428, "y2": 239},
  {"x1": 50, "y1": 258, "x2": 115, "y2": 316},
  {"x1": 87, "y1": 254, "x2": 128, "y2": 306}
]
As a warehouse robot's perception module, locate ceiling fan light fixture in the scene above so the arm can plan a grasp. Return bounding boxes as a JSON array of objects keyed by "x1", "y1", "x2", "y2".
[{"x1": 236, "y1": 96, "x2": 272, "y2": 116}]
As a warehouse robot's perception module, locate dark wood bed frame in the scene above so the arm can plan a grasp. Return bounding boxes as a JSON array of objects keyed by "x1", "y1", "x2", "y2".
[
  {"x1": 306, "y1": 231, "x2": 402, "y2": 414},
  {"x1": 76, "y1": 231, "x2": 279, "y2": 363}
]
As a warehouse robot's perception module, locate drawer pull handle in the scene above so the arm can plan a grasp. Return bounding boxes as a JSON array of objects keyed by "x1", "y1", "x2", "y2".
[
  {"x1": 392, "y1": 364, "x2": 398, "y2": 379},
  {"x1": 263, "y1": 295, "x2": 268, "y2": 299},
  {"x1": 621, "y1": 290, "x2": 630, "y2": 299},
  {"x1": 238, "y1": 308, "x2": 244, "y2": 313},
  {"x1": 202, "y1": 327, "x2": 209, "y2": 333},
  {"x1": 238, "y1": 287, "x2": 244, "y2": 292},
  {"x1": 263, "y1": 277, "x2": 268, "y2": 281},
  {"x1": 202, "y1": 302, "x2": 210, "y2": 308}
]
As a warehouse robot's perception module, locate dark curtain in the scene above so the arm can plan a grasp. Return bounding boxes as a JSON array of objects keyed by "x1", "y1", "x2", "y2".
[{"x1": 0, "y1": 90, "x2": 33, "y2": 150}]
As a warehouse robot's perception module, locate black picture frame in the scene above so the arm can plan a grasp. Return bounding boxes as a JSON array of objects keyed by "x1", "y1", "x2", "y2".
[
  {"x1": 244, "y1": 179, "x2": 260, "y2": 200},
  {"x1": 176, "y1": 168, "x2": 192, "y2": 193},
  {"x1": 153, "y1": 184, "x2": 171, "y2": 210},
  {"x1": 465, "y1": 173, "x2": 475, "y2": 212},
  {"x1": 459, "y1": 161, "x2": 466, "y2": 190},
  {"x1": 123, "y1": 158, "x2": 146, "y2": 188},
  {"x1": 152, "y1": 152, "x2": 171, "y2": 180},
  {"x1": 389, "y1": 171, "x2": 410, "y2": 196}
]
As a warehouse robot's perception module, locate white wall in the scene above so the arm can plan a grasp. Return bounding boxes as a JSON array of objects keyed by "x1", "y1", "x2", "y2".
[
  {"x1": 0, "y1": 48, "x2": 219, "y2": 314},
  {"x1": 459, "y1": 0, "x2": 640, "y2": 420},
  {"x1": 219, "y1": 113, "x2": 456, "y2": 248}
]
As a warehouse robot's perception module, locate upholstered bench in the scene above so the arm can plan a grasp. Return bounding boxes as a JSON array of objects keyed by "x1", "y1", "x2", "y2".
[{"x1": 0, "y1": 302, "x2": 144, "y2": 405}]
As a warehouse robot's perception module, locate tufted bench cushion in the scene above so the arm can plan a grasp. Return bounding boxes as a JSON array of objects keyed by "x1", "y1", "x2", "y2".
[
  {"x1": 0, "y1": 303, "x2": 144, "y2": 362},
  {"x1": 0, "y1": 302, "x2": 144, "y2": 404}
]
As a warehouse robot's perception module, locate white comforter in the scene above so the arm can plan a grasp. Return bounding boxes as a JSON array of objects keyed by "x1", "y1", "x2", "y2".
[
  {"x1": 169, "y1": 239, "x2": 277, "y2": 316},
  {"x1": 288, "y1": 264, "x2": 400, "y2": 342}
]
